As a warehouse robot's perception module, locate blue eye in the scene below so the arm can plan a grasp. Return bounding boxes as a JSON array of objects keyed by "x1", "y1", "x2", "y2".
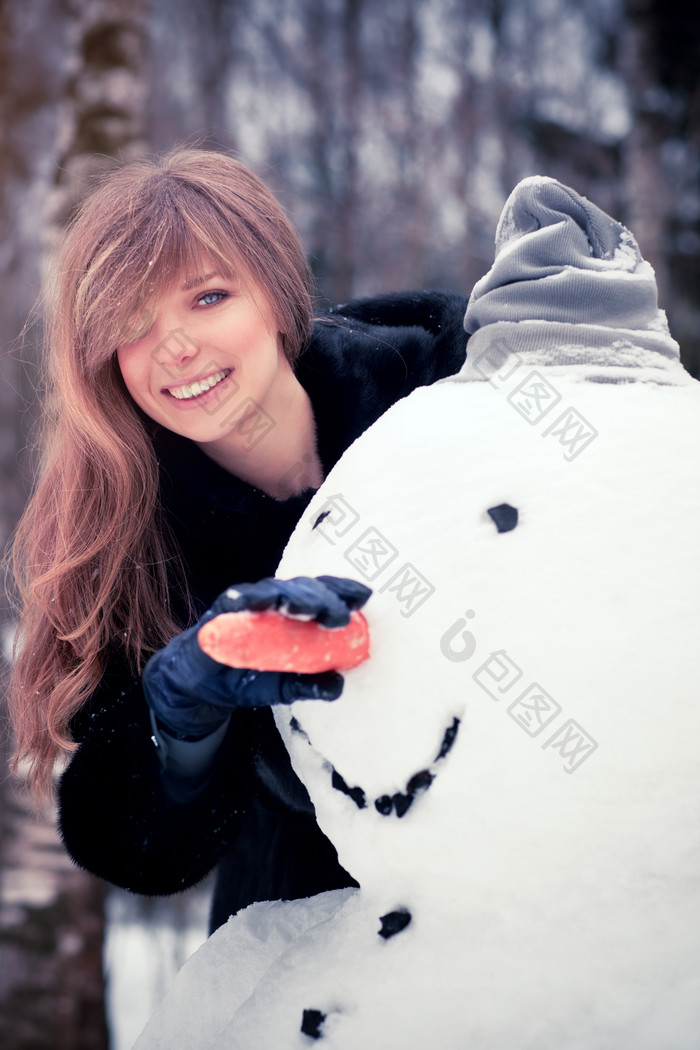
[{"x1": 197, "y1": 290, "x2": 226, "y2": 307}]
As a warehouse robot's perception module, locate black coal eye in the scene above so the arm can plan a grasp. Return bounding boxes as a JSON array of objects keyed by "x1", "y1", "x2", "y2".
[
  {"x1": 487, "y1": 504, "x2": 518, "y2": 533},
  {"x1": 312, "y1": 510, "x2": 331, "y2": 530}
]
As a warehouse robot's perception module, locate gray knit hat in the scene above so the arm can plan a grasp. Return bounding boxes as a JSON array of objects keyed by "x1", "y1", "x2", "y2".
[{"x1": 459, "y1": 176, "x2": 682, "y2": 384}]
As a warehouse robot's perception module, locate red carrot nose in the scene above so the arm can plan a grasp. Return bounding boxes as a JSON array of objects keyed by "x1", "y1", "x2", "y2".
[{"x1": 197, "y1": 609, "x2": 370, "y2": 674}]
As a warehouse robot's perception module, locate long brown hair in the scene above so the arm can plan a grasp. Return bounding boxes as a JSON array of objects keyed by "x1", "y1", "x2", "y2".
[{"x1": 7, "y1": 147, "x2": 314, "y2": 798}]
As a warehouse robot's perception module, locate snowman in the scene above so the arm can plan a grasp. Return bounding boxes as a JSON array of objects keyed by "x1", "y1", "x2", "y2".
[{"x1": 136, "y1": 178, "x2": 700, "y2": 1050}]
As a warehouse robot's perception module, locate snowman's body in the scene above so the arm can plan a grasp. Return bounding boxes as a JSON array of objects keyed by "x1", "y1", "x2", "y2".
[{"x1": 136, "y1": 180, "x2": 700, "y2": 1049}]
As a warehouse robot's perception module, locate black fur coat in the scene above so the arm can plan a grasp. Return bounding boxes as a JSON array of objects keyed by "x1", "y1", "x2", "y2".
[{"x1": 58, "y1": 290, "x2": 468, "y2": 930}]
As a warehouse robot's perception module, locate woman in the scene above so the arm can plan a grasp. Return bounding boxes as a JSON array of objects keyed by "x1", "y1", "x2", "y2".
[{"x1": 8, "y1": 147, "x2": 468, "y2": 930}]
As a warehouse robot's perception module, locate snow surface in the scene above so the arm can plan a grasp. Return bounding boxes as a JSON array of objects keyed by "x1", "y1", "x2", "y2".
[
  {"x1": 105, "y1": 885, "x2": 210, "y2": 1050},
  {"x1": 136, "y1": 354, "x2": 700, "y2": 1049}
]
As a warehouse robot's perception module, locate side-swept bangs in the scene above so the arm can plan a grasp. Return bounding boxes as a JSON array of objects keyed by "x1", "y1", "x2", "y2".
[{"x1": 55, "y1": 148, "x2": 314, "y2": 375}]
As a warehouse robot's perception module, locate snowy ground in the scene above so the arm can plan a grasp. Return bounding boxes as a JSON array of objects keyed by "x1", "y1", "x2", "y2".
[{"x1": 104, "y1": 885, "x2": 210, "y2": 1050}]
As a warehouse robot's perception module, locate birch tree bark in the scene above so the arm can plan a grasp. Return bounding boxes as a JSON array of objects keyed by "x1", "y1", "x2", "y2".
[{"x1": 1, "y1": 3, "x2": 148, "y2": 1047}]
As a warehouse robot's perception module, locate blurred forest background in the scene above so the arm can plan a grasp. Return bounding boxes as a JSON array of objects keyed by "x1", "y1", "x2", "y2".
[{"x1": 1, "y1": 0, "x2": 699, "y2": 1046}]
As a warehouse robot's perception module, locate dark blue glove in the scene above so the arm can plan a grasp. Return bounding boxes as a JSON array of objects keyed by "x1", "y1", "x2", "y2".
[{"x1": 143, "y1": 575, "x2": 372, "y2": 740}]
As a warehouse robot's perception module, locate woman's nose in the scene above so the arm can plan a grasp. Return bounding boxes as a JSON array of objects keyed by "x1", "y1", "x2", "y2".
[{"x1": 151, "y1": 323, "x2": 200, "y2": 380}]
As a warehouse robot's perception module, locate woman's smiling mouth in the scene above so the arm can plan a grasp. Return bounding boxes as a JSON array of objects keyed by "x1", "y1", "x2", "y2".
[{"x1": 165, "y1": 368, "x2": 233, "y2": 401}]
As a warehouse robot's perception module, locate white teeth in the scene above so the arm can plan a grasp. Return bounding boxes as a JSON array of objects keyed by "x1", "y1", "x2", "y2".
[{"x1": 169, "y1": 370, "x2": 228, "y2": 400}]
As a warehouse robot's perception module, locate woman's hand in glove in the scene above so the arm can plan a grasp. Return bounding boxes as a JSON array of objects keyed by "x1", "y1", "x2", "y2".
[{"x1": 142, "y1": 575, "x2": 372, "y2": 740}]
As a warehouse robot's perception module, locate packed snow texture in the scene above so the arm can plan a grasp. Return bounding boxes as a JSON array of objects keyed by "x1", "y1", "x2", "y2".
[{"x1": 136, "y1": 181, "x2": 700, "y2": 1049}]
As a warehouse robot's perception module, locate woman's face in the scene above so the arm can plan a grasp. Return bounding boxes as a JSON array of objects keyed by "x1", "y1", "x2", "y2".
[{"x1": 117, "y1": 264, "x2": 291, "y2": 452}]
